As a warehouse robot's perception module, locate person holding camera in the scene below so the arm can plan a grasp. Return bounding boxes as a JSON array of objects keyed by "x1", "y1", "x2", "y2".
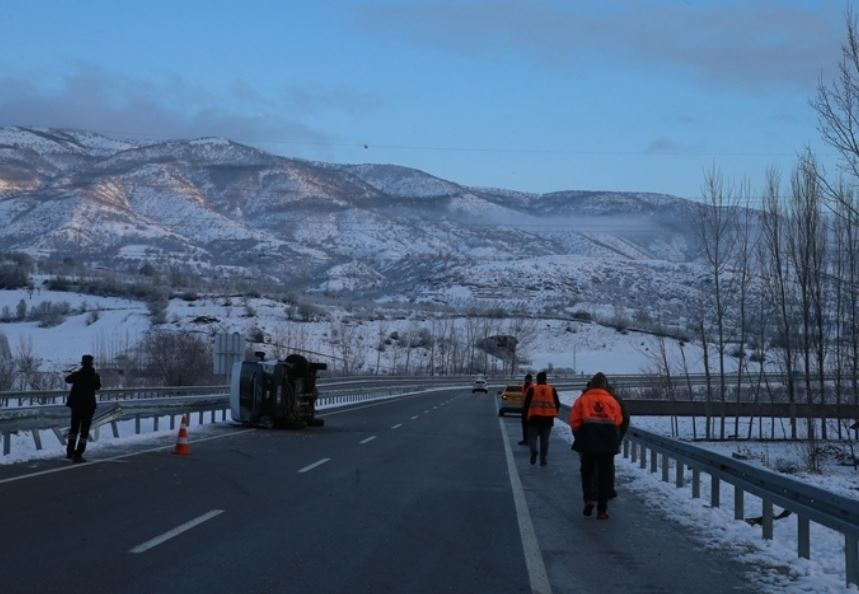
[{"x1": 65, "y1": 354, "x2": 101, "y2": 463}]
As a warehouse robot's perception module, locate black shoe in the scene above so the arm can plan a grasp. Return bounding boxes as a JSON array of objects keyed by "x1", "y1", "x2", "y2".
[
  {"x1": 517, "y1": 440, "x2": 527, "y2": 446},
  {"x1": 597, "y1": 512, "x2": 609, "y2": 520},
  {"x1": 66, "y1": 450, "x2": 74, "y2": 460},
  {"x1": 529, "y1": 452, "x2": 537, "y2": 465},
  {"x1": 583, "y1": 502, "x2": 594, "y2": 517},
  {"x1": 72, "y1": 456, "x2": 86, "y2": 464},
  {"x1": 540, "y1": 459, "x2": 547, "y2": 466},
  {"x1": 608, "y1": 489, "x2": 618, "y2": 499}
]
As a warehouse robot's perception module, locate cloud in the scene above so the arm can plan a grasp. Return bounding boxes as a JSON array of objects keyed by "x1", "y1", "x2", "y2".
[
  {"x1": 354, "y1": 1, "x2": 842, "y2": 92},
  {"x1": 0, "y1": 64, "x2": 333, "y2": 148},
  {"x1": 644, "y1": 136, "x2": 702, "y2": 155}
]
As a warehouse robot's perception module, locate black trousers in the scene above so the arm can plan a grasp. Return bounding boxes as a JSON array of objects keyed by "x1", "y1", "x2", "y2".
[
  {"x1": 527, "y1": 423, "x2": 552, "y2": 461},
  {"x1": 520, "y1": 413, "x2": 528, "y2": 442},
  {"x1": 68, "y1": 408, "x2": 95, "y2": 454},
  {"x1": 580, "y1": 452, "x2": 615, "y2": 513}
]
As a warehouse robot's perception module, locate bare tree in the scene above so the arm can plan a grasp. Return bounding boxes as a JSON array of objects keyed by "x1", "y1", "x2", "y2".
[
  {"x1": 696, "y1": 166, "x2": 739, "y2": 439},
  {"x1": 142, "y1": 330, "x2": 213, "y2": 386},
  {"x1": 814, "y1": 7, "x2": 859, "y2": 201},
  {"x1": 0, "y1": 332, "x2": 13, "y2": 391},
  {"x1": 786, "y1": 154, "x2": 827, "y2": 442},
  {"x1": 731, "y1": 183, "x2": 758, "y2": 437},
  {"x1": 760, "y1": 168, "x2": 799, "y2": 438}
]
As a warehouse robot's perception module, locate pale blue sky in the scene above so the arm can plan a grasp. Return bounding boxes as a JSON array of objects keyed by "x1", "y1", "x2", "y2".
[{"x1": 0, "y1": 0, "x2": 847, "y2": 199}]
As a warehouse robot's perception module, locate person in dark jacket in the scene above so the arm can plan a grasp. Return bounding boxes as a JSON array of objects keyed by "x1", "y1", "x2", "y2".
[
  {"x1": 570, "y1": 372, "x2": 623, "y2": 519},
  {"x1": 521, "y1": 371, "x2": 560, "y2": 466},
  {"x1": 65, "y1": 354, "x2": 101, "y2": 463},
  {"x1": 517, "y1": 373, "x2": 533, "y2": 446},
  {"x1": 582, "y1": 379, "x2": 630, "y2": 499}
]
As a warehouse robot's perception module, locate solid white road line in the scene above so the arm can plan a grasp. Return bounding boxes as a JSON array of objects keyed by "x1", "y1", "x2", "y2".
[
  {"x1": 391, "y1": 423, "x2": 403, "y2": 429},
  {"x1": 298, "y1": 458, "x2": 331, "y2": 473},
  {"x1": 359, "y1": 436, "x2": 377, "y2": 445},
  {"x1": 423, "y1": 409, "x2": 430, "y2": 414},
  {"x1": 498, "y1": 418, "x2": 553, "y2": 594},
  {"x1": 129, "y1": 509, "x2": 224, "y2": 554},
  {"x1": 411, "y1": 416, "x2": 419, "y2": 420},
  {"x1": 0, "y1": 429, "x2": 256, "y2": 486}
]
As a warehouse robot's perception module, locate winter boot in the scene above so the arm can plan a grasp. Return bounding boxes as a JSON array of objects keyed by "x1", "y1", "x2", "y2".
[
  {"x1": 66, "y1": 434, "x2": 77, "y2": 460},
  {"x1": 529, "y1": 452, "x2": 537, "y2": 465},
  {"x1": 583, "y1": 502, "x2": 594, "y2": 517},
  {"x1": 73, "y1": 439, "x2": 88, "y2": 463}
]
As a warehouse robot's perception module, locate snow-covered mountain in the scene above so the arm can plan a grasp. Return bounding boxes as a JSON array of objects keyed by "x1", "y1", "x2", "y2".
[{"x1": 0, "y1": 126, "x2": 709, "y2": 317}]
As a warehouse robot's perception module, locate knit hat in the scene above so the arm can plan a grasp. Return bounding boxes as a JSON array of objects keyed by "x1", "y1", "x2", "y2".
[
  {"x1": 589, "y1": 372, "x2": 608, "y2": 390},
  {"x1": 81, "y1": 354, "x2": 94, "y2": 366},
  {"x1": 536, "y1": 371, "x2": 547, "y2": 383}
]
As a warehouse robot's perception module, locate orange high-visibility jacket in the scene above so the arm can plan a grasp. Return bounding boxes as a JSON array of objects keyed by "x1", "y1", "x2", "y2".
[
  {"x1": 569, "y1": 387, "x2": 623, "y2": 454},
  {"x1": 527, "y1": 384, "x2": 558, "y2": 419}
]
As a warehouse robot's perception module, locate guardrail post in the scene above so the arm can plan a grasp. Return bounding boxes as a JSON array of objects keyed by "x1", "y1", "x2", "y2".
[
  {"x1": 198, "y1": 411, "x2": 203, "y2": 424},
  {"x1": 640, "y1": 446, "x2": 647, "y2": 469},
  {"x1": 733, "y1": 485, "x2": 744, "y2": 520},
  {"x1": 210, "y1": 410, "x2": 215, "y2": 423},
  {"x1": 846, "y1": 534, "x2": 859, "y2": 587},
  {"x1": 623, "y1": 440, "x2": 630, "y2": 458},
  {"x1": 762, "y1": 500, "x2": 773, "y2": 540},
  {"x1": 630, "y1": 442, "x2": 638, "y2": 463},
  {"x1": 650, "y1": 448, "x2": 658, "y2": 473},
  {"x1": 661, "y1": 454, "x2": 669, "y2": 482},
  {"x1": 675, "y1": 461, "x2": 684, "y2": 487},
  {"x1": 710, "y1": 476, "x2": 720, "y2": 508},
  {"x1": 3, "y1": 431, "x2": 10, "y2": 455},
  {"x1": 170, "y1": 415, "x2": 175, "y2": 430},
  {"x1": 798, "y1": 515, "x2": 810, "y2": 559},
  {"x1": 111, "y1": 421, "x2": 119, "y2": 438},
  {"x1": 135, "y1": 415, "x2": 141, "y2": 435},
  {"x1": 32, "y1": 429, "x2": 42, "y2": 450}
]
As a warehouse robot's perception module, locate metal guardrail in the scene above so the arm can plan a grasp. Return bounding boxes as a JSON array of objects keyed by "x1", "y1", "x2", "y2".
[
  {"x1": 621, "y1": 426, "x2": 859, "y2": 587},
  {"x1": 0, "y1": 372, "x2": 825, "y2": 407},
  {"x1": 0, "y1": 385, "x2": 229, "y2": 407},
  {"x1": 0, "y1": 384, "x2": 461, "y2": 456}
]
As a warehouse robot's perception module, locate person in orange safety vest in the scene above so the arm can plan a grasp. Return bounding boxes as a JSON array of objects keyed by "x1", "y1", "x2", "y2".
[
  {"x1": 521, "y1": 371, "x2": 560, "y2": 466},
  {"x1": 570, "y1": 372, "x2": 623, "y2": 520}
]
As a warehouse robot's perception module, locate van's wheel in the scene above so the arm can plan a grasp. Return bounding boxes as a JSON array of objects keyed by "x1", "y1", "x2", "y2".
[{"x1": 307, "y1": 417, "x2": 325, "y2": 427}]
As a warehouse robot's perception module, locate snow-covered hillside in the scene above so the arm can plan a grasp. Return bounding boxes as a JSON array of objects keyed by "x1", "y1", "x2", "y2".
[{"x1": 0, "y1": 126, "x2": 716, "y2": 318}]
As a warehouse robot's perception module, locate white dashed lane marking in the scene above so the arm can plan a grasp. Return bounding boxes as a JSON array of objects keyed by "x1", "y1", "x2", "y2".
[
  {"x1": 298, "y1": 458, "x2": 331, "y2": 473},
  {"x1": 391, "y1": 424, "x2": 402, "y2": 429},
  {"x1": 359, "y1": 436, "x2": 377, "y2": 445},
  {"x1": 411, "y1": 416, "x2": 419, "y2": 420},
  {"x1": 129, "y1": 509, "x2": 224, "y2": 554}
]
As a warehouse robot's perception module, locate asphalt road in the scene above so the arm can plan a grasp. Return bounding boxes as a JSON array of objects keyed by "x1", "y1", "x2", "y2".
[{"x1": 0, "y1": 389, "x2": 761, "y2": 594}]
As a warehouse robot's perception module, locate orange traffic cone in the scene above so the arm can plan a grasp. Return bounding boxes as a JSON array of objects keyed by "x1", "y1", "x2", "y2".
[{"x1": 172, "y1": 415, "x2": 191, "y2": 456}]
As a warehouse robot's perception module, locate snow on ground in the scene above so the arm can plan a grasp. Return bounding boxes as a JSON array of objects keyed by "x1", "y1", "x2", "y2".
[
  {"x1": 2, "y1": 378, "x2": 856, "y2": 591},
  {"x1": 557, "y1": 389, "x2": 859, "y2": 593},
  {"x1": 0, "y1": 288, "x2": 149, "y2": 371},
  {"x1": 0, "y1": 287, "x2": 720, "y2": 378}
]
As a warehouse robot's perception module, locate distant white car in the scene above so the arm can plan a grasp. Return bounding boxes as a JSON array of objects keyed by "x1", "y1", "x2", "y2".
[{"x1": 472, "y1": 378, "x2": 488, "y2": 393}]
